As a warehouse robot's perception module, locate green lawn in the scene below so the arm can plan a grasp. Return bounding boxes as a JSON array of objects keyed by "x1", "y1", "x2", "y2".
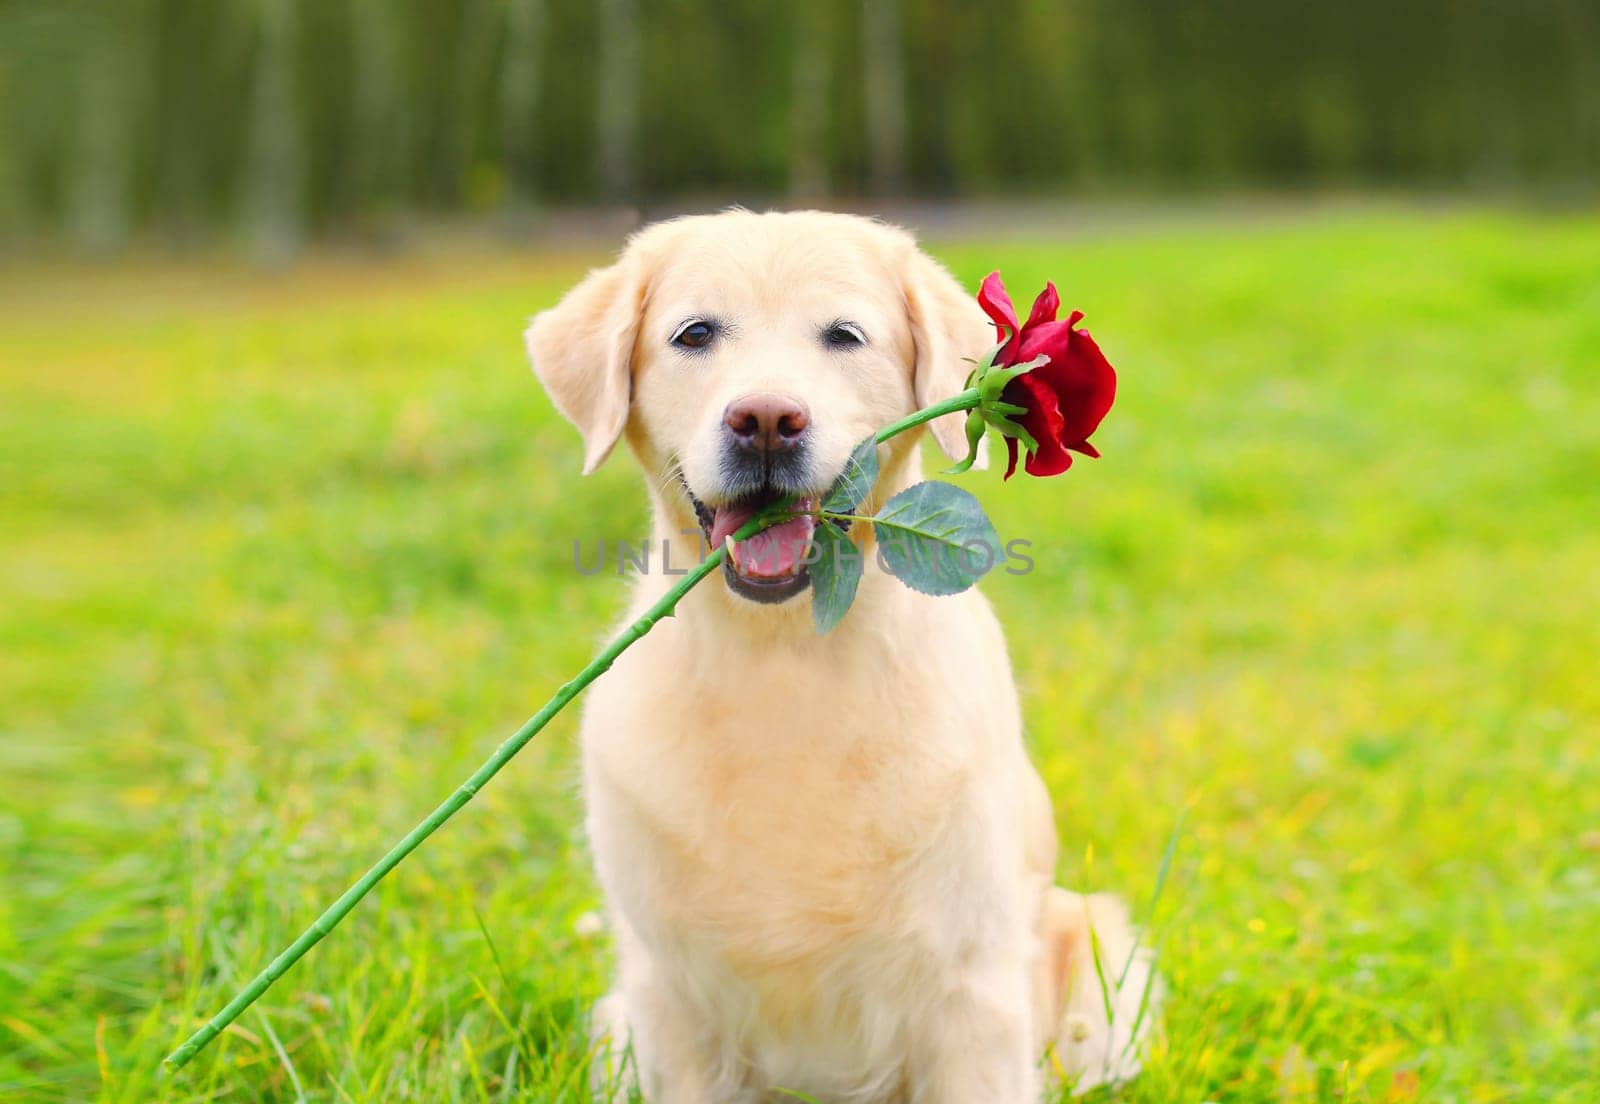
[{"x1": 3, "y1": 209, "x2": 1598, "y2": 1103}]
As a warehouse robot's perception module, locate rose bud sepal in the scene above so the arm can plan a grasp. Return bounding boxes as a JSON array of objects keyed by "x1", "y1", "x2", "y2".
[{"x1": 941, "y1": 350, "x2": 1049, "y2": 475}]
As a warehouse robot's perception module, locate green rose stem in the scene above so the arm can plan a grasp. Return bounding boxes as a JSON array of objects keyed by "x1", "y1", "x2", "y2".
[
  {"x1": 870, "y1": 387, "x2": 978, "y2": 445},
  {"x1": 164, "y1": 386, "x2": 985, "y2": 1070}
]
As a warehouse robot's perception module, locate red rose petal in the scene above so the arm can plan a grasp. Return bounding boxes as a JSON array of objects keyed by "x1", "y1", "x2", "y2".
[
  {"x1": 978, "y1": 271, "x2": 1020, "y2": 345},
  {"x1": 1024, "y1": 441, "x2": 1075, "y2": 477},
  {"x1": 1025, "y1": 282, "x2": 1060, "y2": 330}
]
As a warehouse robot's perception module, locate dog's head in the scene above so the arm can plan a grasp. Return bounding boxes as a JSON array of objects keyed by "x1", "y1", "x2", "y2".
[{"x1": 526, "y1": 210, "x2": 990, "y2": 604}]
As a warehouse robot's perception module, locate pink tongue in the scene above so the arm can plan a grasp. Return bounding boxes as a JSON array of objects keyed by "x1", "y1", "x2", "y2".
[{"x1": 709, "y1": 501, "x2": 817, "y2": 579}]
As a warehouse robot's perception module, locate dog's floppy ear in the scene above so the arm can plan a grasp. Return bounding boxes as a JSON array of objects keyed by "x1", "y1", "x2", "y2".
[
  {"x1": 525, "y1": 258, "x2": 645, "y2": 474},
  {"x1": 903, "y1": 249, "x2": 994, "y2": 467}
]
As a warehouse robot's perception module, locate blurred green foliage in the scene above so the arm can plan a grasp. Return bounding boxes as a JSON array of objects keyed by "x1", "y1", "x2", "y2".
[
  {"x1": 1, "y1": 0, "x2": 1596, "y2": 253},
  {"x1": 2, "y1": 209, "x2": 1598, "y2": 1099}
]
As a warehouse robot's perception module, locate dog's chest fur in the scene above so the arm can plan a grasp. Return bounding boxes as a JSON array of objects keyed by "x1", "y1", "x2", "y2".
[
  {"x1": 586, "y1": 581, "x2": 992, "y2": 934},
  {"x1": 579, "y1": 576, "x2": 1030, "y2": 1087}
]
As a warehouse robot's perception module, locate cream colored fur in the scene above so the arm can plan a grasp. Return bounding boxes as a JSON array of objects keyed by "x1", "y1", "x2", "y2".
[{"x1": 526, "y1": 210, "x2": 1156, "y2": 1103}]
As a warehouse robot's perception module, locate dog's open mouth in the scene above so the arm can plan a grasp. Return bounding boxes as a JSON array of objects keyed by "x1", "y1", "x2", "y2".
[{"x1": 689, "y1": 485, "x2": 817, "y2": 604}]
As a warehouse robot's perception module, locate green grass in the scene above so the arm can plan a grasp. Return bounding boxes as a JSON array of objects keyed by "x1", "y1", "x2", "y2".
[{"x1": 3, "y1": 209, "x2": 1598, "y2": 1103}]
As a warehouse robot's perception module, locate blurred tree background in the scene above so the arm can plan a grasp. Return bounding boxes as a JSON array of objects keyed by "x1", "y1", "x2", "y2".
[{"x1": 0, "y1": 0, "x2": 1596, "y2": 258}]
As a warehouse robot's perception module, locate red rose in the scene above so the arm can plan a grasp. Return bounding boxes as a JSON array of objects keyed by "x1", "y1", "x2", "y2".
[{"x1": 978, "y1": 271, "x2": 1117, "y2": 480}]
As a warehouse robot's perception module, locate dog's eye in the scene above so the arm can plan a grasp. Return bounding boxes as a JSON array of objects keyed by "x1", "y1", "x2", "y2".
[
  {"x1": 672, "y1": 320, "x2": 717, "y2": 350},
  {"x1": 824, "y1": 322, "x2": 866, "y2": 349}
]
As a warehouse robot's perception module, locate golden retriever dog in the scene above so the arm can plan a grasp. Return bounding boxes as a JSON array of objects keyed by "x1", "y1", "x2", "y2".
[{"x1": 526, "y1": 210, "x2": 1155, "y2": 1102}]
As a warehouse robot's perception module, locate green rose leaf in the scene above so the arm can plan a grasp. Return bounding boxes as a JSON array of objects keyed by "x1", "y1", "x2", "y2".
[
  {"x1": 872, "y1": 481, "x2": 1001, "y2": 596},
  {"x1": 823, "y1": 436, "x2": 879, "y2": 514},
  {"x1": 809, "y1": 522, "x2": 863, "y2": 634},
  {"x1": 941, "y1": 409, "x2": 988, "y2": 476}
]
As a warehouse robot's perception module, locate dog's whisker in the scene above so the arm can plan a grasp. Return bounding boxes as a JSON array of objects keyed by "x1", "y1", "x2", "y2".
[{"x1": 643, "y1": 456, "x2": 688, "y2": 504}]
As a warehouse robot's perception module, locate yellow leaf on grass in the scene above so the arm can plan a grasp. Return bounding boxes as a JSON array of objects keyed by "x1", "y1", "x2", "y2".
[{"x1": 1355, "y1": 1040, "x2": 1408, "y2": 1079}]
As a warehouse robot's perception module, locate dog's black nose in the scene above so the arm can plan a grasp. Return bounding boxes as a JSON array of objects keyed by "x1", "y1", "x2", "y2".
[{"x1": 722, "y1": 393, "x2": 811, "y2": 455}]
